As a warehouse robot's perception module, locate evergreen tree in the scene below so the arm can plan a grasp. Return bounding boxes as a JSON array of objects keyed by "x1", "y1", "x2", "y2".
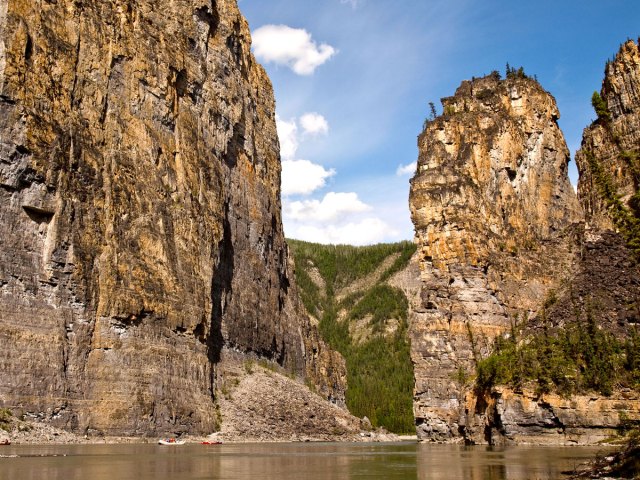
[
  {"x1": 592, "y1": 91, "x2": 611, "y2": 122},
  {"x1": 428, "y1": 102, "x2": 437, "y2": 120}
]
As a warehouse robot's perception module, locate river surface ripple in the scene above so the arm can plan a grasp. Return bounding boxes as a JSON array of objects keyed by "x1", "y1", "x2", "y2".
[{"x1": 0, "y1": 442, "x2": 607, "y2": 479}]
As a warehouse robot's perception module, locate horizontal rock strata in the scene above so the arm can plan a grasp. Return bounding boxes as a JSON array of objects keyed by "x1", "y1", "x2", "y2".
[{"x1": 0, "y1": 0, "x2": 344, "y2": 436}]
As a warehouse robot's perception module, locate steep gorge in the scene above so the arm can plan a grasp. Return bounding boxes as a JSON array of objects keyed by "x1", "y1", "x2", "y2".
[{"x1": 0, "y1": 0, "x2": 345, "y2": 437}]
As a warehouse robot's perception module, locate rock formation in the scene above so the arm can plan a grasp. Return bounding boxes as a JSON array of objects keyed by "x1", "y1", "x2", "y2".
[
  {"x1": 565, "y1": 39, "x2": 640, "y2": 333},
  {"x1": 409, "y1": 43, "x2": 640, "y2": 444},
  {"x1": 576, "y1": 39, "x2": 640, "y2": 235},
  {"x1": 0, "y1": 0, "x2": 344, "y2": 436},
  {"x1": 409, "y1": 72, "x2": 583, "y2": 442}
]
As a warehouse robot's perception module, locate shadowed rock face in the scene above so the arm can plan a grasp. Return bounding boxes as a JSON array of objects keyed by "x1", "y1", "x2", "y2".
[
  {"x1": 0, "y1": 0, "x2": 344, "y2": 436},
  {"x1": 409, "y1": 73, "x2": 583, "y2": 442}
]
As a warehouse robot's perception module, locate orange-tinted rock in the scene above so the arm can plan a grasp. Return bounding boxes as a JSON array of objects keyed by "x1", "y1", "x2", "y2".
[
  {"x1": 409, "y1": 73, "x2": 582, "y2": 442},
  {"x1": 0, "y1": 0, "x2": 344, "y2": 436}
]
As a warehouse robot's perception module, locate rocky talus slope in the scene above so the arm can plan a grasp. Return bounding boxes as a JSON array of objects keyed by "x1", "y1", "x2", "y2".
[
  {"x1": 409, "y1": 63, "x2": 640, "y2": 445},
  {"x1": 0, "y1": 0, "x2": 345, "y2": 437},
  {"x1": 214, "y1": 354, "x2": 395, "y2": 443}
]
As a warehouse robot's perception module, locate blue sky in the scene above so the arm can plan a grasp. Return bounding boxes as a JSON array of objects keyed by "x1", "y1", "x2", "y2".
[{"x1": 238, "y1": 0, "x2": 640, "y2": 245}]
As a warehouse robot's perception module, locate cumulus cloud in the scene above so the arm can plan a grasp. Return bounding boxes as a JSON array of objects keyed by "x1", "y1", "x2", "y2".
[
  {"x1": 282, "y1": 160, "x2": 336, "y2": 196},
  {"x1": 396, "y1": 162, "x2": 417, "y2": 176},
  {"x1": 252, "y1": 25, "x2": 336, "y2": 75},
  {"x1": 277, "y1": 114, "x2": 334, "y2": 196},
  {"x1": 285, "y1": 192, "x2": 370, "y2": 222},
  {"x1": 300, "y1": 113, "x2": 329, "y2": 136},
  {"x1": 276, "y1": 116, "x2": 299, "y2": 160},
  {"x1": 292, "y1": 218, "x2": 394, "y2": 246}
]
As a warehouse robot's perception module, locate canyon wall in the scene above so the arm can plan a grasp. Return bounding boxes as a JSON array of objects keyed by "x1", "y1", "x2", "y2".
[
  {"x1": 409, "y1": 42, "x2": 640, "y2": 444},
  {"x1": 576, "y1": 40, "x2": 640, "y2": 234},
  {"x1": 409, "y1": 72, "x2": 583, "y2": 442},
  {"x1": 0, "y1": 0, "x2": 344, "y2": 436}
]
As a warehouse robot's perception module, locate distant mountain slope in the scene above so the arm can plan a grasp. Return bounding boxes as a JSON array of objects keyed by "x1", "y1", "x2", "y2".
[{"x1": 288, "y1": 240, "x2": 417, "y2": 434}]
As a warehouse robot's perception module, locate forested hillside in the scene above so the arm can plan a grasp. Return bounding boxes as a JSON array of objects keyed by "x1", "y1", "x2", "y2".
[{"x1": 288, "y1": 240, "x2": 417, "y2": 433}]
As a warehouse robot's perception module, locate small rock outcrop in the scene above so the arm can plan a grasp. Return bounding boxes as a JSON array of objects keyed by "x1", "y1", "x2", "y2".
[
  {"x1": 409, "y1": 72, "x2": 583, "y2": 442},
  {"x1": 0, "y1": 0, "x2": 344, "y2": 436},
  {"x1": 475, "y1": 386, "x2": 640, "y2": 446}
]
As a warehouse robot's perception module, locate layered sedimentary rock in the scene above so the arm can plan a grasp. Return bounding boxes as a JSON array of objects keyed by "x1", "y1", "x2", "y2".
[
  {"x1": 409, "y1": 73, "x2": 583, "y2": 442},
  {"x1": 410, "y1": 42, "x2": 640, "y2": 445},
  {"x1": 0, "y1": 0, "x2": 344, "y2": 436},
  {"x1": 472, "y1": 386, "x2": 640, "y2": 446},
  {"x1": 576, "y1": 39, "x2": 640, "y2": 232}
]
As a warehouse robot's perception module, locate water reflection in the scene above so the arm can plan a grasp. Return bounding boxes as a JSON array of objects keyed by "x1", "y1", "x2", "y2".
[
  {"x1": 415, "y1": 444, "x2": 603, "y2": 480},
  {"x1": 0, "y1": 442, "x2": 604, "y2": 480}
]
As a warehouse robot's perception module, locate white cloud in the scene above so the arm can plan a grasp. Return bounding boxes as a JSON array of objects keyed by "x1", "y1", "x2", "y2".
[
  {"x1": 292, "y1": 218, "x2": 394, "y2": 246},
  {"x1": 300, "y1": 113, "x2": 329, "y2": 136},
  {"x1": 340, "y1": 0, "x2": 361, "y2": 8},
  {"x1": 396, "y1": 162, "x2": 417, "y2": 176},
  {"x1": 252, "y1": 25, "x2": 336, "y2": 75},
  {"x1": 285, "y1": 192, "x2": 370, "y2": 222},
  {"x1": 282, "y1": 160, "x2": 336, "y2": 196},
  {"x1": 276, "y1": 116, "x2": 298, "y2": 160}
]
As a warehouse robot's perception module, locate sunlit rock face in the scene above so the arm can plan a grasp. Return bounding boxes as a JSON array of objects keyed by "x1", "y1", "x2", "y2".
[
  {"x1": 408, "y1": 73, "x2": 583, "y2": 442},
  {"x1": 568, "y1": 39, "x2": 640, "y2": 337},
  {"x1": 0, "y1": 0, "x2": 345, "y2": 436},
  {"x1": 576, "y1": 39, "x2": 640, "y2": 231}
]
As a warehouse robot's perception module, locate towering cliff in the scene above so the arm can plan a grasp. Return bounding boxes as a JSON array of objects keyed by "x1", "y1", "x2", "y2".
[
  {"x1": 576, "y1": 39, "x2": 640, "y2": 247},
  {"x1": 409, "y1": 72, "x2": 583, "y2": 442},
  {"x1": 0, "y1": 0, "x2": 344, "y2": 436},
  {"x1": 409, "y1": 44, "x2": 640, "y2": 445}
]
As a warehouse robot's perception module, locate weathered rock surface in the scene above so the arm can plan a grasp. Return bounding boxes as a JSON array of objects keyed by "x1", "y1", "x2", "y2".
[
  {"x1": 0, "y1": 0, "x2": 344, "y2": 436},
  {"x1": 411, "y1": 73, "x2": 581, "y2": 269},
  {"x1": 468, "y1": 386, "x2": 640, "y2": 446},
  {"x1": 409, "y1": 73, "x2": 583, "y2": 442},
  {"x1": 576, "y1": 39, "x2": 640, "y2": 231},
  {"x1": 409, "y1": 46, "x2": 640, "y2": 445}
]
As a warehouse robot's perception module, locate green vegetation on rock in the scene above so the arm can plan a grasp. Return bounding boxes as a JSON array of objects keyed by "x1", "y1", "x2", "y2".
[
  {"x1": 474, "y1": 309, "x2": 640, "y2": 397},
  {"x1": 288, "y1": 239, "x2": 417, "y2": 433},
  {"x1": 585, "y1": 149, "x2": 640, "y2": 255},
  {"x1": 591, "y1": 91, "x2": 612, "y2": 123}
]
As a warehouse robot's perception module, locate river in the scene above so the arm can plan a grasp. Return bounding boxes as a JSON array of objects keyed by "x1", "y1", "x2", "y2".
[{"x1": 0, "y1": 442, "x2": 605, "y2": 479}]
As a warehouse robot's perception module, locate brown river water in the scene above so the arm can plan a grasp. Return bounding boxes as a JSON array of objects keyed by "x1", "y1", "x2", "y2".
[{"x1": 0, "y1": 442, "x2": 606, "y2": 479}]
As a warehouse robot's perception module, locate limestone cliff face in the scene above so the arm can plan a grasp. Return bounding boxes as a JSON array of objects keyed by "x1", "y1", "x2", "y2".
[
  {"x1": 576, "y1": 39, "x2": 640, "y2": 232},
  {"x1": 0, "y1": 0, "x2": 344, "y2": 436},
  {"x1": 409, "y1": 73, "x2": 582, "y2": 442},
  {"x1": 469, "y1": 386, "x2": 640, "y2": 446}
]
